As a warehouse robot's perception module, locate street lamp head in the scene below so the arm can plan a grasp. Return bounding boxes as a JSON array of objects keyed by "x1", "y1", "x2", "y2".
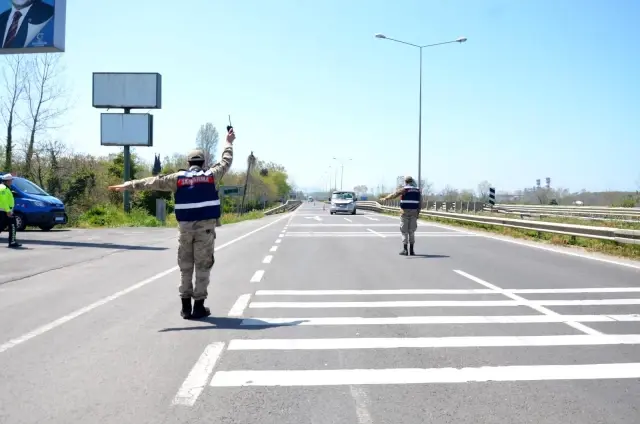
[
  {"x1": 375, "y1": 33, "x2": 387, "y2": 39},
  {"x1": 456, "y1": 37, "x2": 467, "y2": 43}
]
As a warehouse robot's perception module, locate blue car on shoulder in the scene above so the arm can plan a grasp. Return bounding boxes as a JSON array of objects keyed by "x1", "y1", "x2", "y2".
[{"x1": 1, "y1": 173, "x2": 68, "y2": 231}]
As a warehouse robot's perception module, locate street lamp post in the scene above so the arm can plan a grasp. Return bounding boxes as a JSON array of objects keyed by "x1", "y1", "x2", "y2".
[
  {"x1": 333, "y1": 157, "x2": 352, "y2": 190},
  {"x1": 374, "y1": 33, "x2": 467, "y2": 196}
]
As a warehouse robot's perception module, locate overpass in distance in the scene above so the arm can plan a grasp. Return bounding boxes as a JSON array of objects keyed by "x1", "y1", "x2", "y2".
[{"x1": 0, "y1": 203, "x2": 639, "y2": 424}]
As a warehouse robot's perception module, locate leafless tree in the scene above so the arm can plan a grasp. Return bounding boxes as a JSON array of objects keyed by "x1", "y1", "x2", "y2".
[
  {"x1": 441, "y1": 185, "x2": 459, "y2": 202},
  {"x1": 22, "y1": 53, "x2": 68, "y2": 178},
  {"x1": 1, "y1": 56, "x2": 28, "y2": 170},
  {"x1": 420, "y1": 179, "x2": 434, "y2": 196},
  {"x1": 195, "y1": 122, "x2": 219, "y2": 167},
  {"x1": 459, "y1": 189, "x2": 475, "y2": 202},
  {"x1": 477, "y1": 180, "x2": 491, "y2": 201}
]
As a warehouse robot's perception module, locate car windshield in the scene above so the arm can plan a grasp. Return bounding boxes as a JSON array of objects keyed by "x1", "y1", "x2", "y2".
[
  {"x1": 332, "y1": 192, "x2": 354, "y2": 200},
  {"x1": 12, "y1": 178, "x2": 49, "y2": 196}
]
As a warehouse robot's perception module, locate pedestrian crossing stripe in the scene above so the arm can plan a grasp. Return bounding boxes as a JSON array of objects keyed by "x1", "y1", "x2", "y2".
[
  {"x1": 226, "y1": 334, "x2": 640, "y2": 350},
  {"x1": 237, "y1": 314, "x2": 640, "y2": 326},
  {"x1": 209, "y1": 363, "x2": 640, "y2": 387},
  {"x1": 248, "y1": 298, "x2": 640, "y2": 308}
]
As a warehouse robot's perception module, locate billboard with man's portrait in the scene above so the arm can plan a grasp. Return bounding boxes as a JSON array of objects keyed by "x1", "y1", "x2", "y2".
[{"x1": 0, "y1": 0, "x2": 65, "y2": 54}]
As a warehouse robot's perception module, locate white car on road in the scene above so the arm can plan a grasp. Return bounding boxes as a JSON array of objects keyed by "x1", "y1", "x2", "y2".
[{"x1": 329, "y1": 191, "x2": 357, "y2": 215}]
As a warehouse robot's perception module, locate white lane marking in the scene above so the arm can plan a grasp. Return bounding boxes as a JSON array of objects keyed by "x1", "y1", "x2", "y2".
[
  {"x1": 250, "y1": 299, "x2": 640, "y2": 308},
  {"x1": 238, "y1": 314, "x2": 640, "y2": 326},
  {"x1": 250, "y1": 270, "x2": 265, "y2": 283},
  {"x1": 210, "y1": 363, "x2": 640, "y2": 387},
  {"x1": 366, "y1": 228, "x2": 385, "y2": 238},
  {"x1": 344, "y1": 218, "x2": 352, "y2": 222},
  {"x1": 263, "y1": 255, "x2": 273, "y2": 264},
  {"x1": 289, "y1": 224, "x2": 400, "y2": 227},
  {"x1": 249, "y1": 300, "x2": 522, "y2": 308},
  {"x1": 254, "y1": 287, "x2": 640, "y2": 295},
  {"x1": 284, "y1": 233, "x2": 474, "y2": 237},
  {"x1": 514, "y1": 287, "x2": 640, "y2": 293},
  {"x1": 255, "y1": 289, "x2": 497, "y2": 295},
  {"x1": 365, "y1": 216, "x2": 379, "y2": 221},
  {"x1": 269, "y1": 246, "x2": 278, "y2": 252},
  {"x1": 228, "y1": 334, "x2": 640, "y2": 350},
  {"x1": 278, "y1": 234, "x2": 284, "y2": 238},
  {"x1": 454, "y1": 270, "x2": 601, "y2": 336},
  {"x1": 275, "y1": 239, "x2": 282, "y2": 244},
  {"x1": 228, "y1": 294, "x2": 252, "y2": 317},
  {"x1": 350, "y1": 386, "x2": 373, "y2": 424},
  {"x1": 369, "y1": 211, "x2": 640, "y2": 270},
  {"x1": 0, "y1": 213, "x2": 292, "y2": 355},
  {"x1": 172, "y1": 342, "x2": 225, "y2": 406}
]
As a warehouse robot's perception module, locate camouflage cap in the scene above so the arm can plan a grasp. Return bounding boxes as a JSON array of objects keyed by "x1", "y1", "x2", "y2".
[
  {"x1": 187, "y1": 149, "x2": 205, "y2": 162},
  {"x1": 404, "y1": 175, "x2": 415, "y2": 184}
]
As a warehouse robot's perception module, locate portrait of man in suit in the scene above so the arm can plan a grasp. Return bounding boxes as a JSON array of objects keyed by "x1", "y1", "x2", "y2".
[{"x1": 0, "y1": 0, "x2": 54, "y2": 49}]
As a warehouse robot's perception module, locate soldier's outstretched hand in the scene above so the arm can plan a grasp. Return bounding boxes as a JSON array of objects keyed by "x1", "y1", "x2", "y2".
[
  {"x1": 227, "y1": 129, "x2": 236, "y2": 144},
  {"x1": 108, "y1": 184, "x2": 129, "y2": 192}
]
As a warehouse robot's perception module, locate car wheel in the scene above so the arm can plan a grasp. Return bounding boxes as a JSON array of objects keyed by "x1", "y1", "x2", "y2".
[{"x1": 14, "y1": 212, "x2": 27, "y2": 231}]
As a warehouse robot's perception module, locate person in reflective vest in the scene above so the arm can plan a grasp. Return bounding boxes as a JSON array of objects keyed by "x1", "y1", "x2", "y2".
[
  {"x1": 0, "y1": 174, "x2": 22, "y2": 248},
  {"x1": 109, "y1": 129, "x2": 235, "y2": 319},
  {"x1": 378, "y1": 175, "x2": 421, "y2": 255}
]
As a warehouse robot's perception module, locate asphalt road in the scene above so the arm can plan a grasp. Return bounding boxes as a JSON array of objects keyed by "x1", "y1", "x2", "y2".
[{"x1": 1, "y1": 202, "x2": 640, "y2": 423}]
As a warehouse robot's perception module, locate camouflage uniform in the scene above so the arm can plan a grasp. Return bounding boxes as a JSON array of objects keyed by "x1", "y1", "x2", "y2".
[
  {"x1": 121, "y1": 141, "x2": 233, "y2": 317},
  {"x1": 380, "y1": 176, "x2": 421, "y2": 255}
]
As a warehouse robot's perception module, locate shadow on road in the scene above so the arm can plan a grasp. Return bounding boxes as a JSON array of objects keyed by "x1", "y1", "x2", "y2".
[
  {"x1": 407, "y1": 254, "x2": 450, "y2": 259},
  {"x1": 158, "y1": 317, "x2": 307, "y2": 332},
  {"x1": 15, "y1": 239, "x2": 168, "y2": 250}
]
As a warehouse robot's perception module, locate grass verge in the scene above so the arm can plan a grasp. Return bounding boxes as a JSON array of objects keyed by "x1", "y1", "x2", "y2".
[
  {"x1": 67, "y1": 204, "x2": 266, "y2": 229},
  {"x1": 378, "y1": 208, "x2": 640, "y2": 260}
]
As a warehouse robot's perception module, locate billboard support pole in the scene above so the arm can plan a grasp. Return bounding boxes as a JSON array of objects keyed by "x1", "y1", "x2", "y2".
[
  {"x1": 93, "y1": 72, "x2": 162, "y2": 214},
  {"x1": 123, "y1": 108, "x2": 131, "y2": 213}
]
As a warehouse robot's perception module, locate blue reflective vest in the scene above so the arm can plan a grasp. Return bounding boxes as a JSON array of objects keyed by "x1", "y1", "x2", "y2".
[
  {"x1": 400, "y1": 185, "x2": 421, "y2": 210},
  {"x1": 174, "y1": 168, "x2": 221, "y2": 222}
]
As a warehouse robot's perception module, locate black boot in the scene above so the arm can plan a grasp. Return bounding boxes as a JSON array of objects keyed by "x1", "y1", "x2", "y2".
[
  {"x1": 399, "y1": 244, "x2": 408, "y2": 255},
  {"x1": 409, "y1": 243, "x2": 415, "y2": 256},
  {"x1": 180, "y1": 297, "x2": 192, "y2": 319},
  {"x1": 191, "y1": 299, "x2": 211, "y2": 319}
]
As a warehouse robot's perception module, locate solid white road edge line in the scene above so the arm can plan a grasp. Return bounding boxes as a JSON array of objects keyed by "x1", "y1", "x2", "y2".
[
  {"x1": 228, "y1": 294, "x2": 252, "y2": 317},
  {"x1": 0, "y1": 212, "x2": 292, "y2": 355},
  {"x1": 454, "y1": 270, "x2": 602, "y2": 336},
  {"x1": 238, "y1": 314, "x2": 640, "y2": 326},
  {"x1": 227, "y1": 334, "x2": 640, "y2": 350},
  {"x1": 172, "y1": 342, "x2": 225, "y2": 406},
  {"x1": 209, "y1": 363, "x2": 640, "y2": 387}
]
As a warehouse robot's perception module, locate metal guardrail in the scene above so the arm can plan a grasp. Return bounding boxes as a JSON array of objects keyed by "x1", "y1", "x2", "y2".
[
  {"x1": 355, "y1": 201, "x2": 640, "y2": 245},
  {"x1": 264, "y1": 200, "x2": 303, "y2": 215},
  {"x1": 492, "y1": 204, "x2": 640, "y2": 221},
  {"x1": 495, "y1": 204, "x2": 640, "y2": 212}
]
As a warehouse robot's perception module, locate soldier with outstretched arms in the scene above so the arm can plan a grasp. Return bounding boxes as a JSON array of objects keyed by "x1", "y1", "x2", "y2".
[
  {"x1": 379, "y1": 175, "x2": 421, "y2": 256},
  {"x1": 108, "y1": 129, "x2": 235, "y2": 319}
]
